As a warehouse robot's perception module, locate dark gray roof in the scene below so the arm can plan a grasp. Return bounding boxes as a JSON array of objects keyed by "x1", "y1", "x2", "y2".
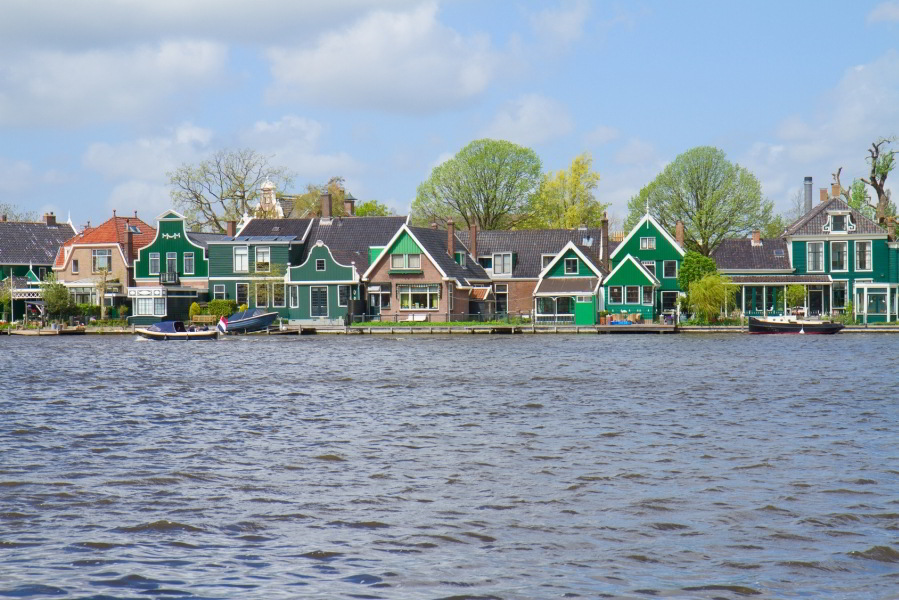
[
  {"x1": 301, "y1": 216, "x2": 407, "y2": 271},
  {"x1": 729, "y1": 274, "x2": 831, "y2": 284},
  {"x1": 238, "y1": 218, "x2": 313, "y2": 239},
  {"x1": 456, "y1": 228, "x2": 606, "y2": 278},
  {"x1": 712, "y1": 238, "x2": 791, "y2": 271},
  {"x1": 0, "y1": 221, "x2": 76, "y2": 265},
  {"x1": 186, "y1": 232, "x2": 228, "y2": 248},
  {"x1": 408, "y1": 226, "x2": 490, "y2": 286},
  {"x1": 534, "y1": 277, "x2": 599, "y2": 295},
  {"x1": 784, "y1": 197, "x2": 885, "y2": 236}
]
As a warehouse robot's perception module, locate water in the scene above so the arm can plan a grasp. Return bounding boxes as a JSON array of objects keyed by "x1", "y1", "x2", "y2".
[{"x1": 1, "y1": 334, "x2": 897, "y2": 599}]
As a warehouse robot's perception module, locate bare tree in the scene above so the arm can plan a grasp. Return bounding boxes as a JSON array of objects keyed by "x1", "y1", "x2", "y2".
[
  {"x1": 0, "y1": 202, "x2": 38, "y2": 222},
  {"x1": 168, "y1": 148, "x2": 294, "y2": 232},
  {"x1": 860, "y1": 138, "x2": 896, "y2": 222}
]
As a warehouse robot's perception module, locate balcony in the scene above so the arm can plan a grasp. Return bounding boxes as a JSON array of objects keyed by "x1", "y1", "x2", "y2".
[{"x1": 159, "y1": 272, "x2": 180, "y2": 285}]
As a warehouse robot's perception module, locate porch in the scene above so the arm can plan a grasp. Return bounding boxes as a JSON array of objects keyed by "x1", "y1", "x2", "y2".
[{"x1": 730, "y1": 275, "x2": 833, "y2": 317}]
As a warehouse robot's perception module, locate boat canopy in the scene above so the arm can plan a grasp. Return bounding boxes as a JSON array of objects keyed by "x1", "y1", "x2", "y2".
[{"x1": 148, "y1": 321, "x2": 187, "y2": 333}]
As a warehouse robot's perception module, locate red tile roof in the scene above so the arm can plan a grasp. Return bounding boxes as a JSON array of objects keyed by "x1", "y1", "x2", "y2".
[{"x1": 54, "y1": 216, "x2": 156, "y2": 267}]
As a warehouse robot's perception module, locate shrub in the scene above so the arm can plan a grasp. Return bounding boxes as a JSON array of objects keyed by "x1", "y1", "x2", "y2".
[
  {"x1": 688, "y1": 274, "x2": 736, "y2": 323},
  {"x1": 206, "y1": 299, "x2": 238, "y2": 319},
  {"x1": 77, "y1": 303, "x2": 101, "y2": 318},
  {"x1": 188, "y1": 302, "x2": 203, "y2": 320},
  {"x1": 786, "y1": 285, "x2": 806, "y2": 310}
]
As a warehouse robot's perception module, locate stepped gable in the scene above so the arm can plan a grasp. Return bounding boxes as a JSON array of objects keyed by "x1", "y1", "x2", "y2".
[
  {"x1": 54, "y1": 216, "x2": 155, "y2": 267},
  {"x1": 407, "y1": 226, "x2": 490, "y2": 286},
  {"x1": 456, "y1": 228, "x2": 605, "y2": 278},
  {"x1": 300, "y1": 216, "x2": 407, "y2": 271},
  {"x1": 784, "y1": 197, "x2": 885, "y2": 236},
  {"x1": 712, "y1": 237, "x2": 791, "y2": 271},
  {"x1": 0, "y1": 220, "x2": 76, "y2": 265}
]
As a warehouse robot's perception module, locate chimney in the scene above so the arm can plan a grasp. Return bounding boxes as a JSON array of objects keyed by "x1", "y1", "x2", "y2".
[
  {"x1": 804, "y1": 176, "x2": 813, "y2": 214},
  {"x1": 469, "y1": 223, "x2": 478, "y2": 259},
  {"x1": 431, "y1": 222, "x2": 438, "y2": 230},
  {"x1": 820, "y1": 188, "x2": 828, "y2": 203},
  {"x1": 343, "y1": 198, "x2": 355, "y2": 216},
  {"x1": 751, "y1": 229, "x2": 761, "y2": 246},
  {"x1": 831, "y1": 182, "x2": 840, "y2": 198},
  {"x1": 44, "y1": 212, "x2": 56, "y2": 227},
  {"x1": 600, "y1": 212, "x2": 609, "y2": 270},
  {"x1": 675, "y1": 219, "x2": 685, "y2": 248},
  {"x1": 447, "y1": 219, "x2": 455, "y2": 258},
  {"x1": 125, "y1": 218, "x2": 134, "y2": 279},
  {"x1": 320, "y1": 192, "x2": 332, "y2": 218},
  {"x1": 134, "y1": 210, "x2": 138, "y2": 218},
  {"x1": 226, "y1": 220, "x2": 237, "y2": 237}
]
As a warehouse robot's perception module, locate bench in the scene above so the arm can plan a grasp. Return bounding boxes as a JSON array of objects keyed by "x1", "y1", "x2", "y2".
[{"x1": 192, "y1": 314, "x2": 219, "y2": 325}]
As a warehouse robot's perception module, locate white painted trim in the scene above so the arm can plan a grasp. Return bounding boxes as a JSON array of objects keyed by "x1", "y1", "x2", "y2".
[
  {"x1": 233, "y1": 245, "x2": 249, "y2": 273},
  {"x1": 310, "y1": 285, "x2": 329, "y2": 318},
  {"x1": 829, "y1": 240, "x2": 848, "y2": 272},
  {"x1": 53, "y1": 242, "x2": 130, "y2": 273},
  {"x1": 254, "y1": 246, "x2": 271, "y2": 273},
  {"x1": 183, "y1": 252, "x2": 195, "y2": 275},
  {"x1": 537, "y1": 240, "x2": 605, "y2": 280},
  {"x1": 789, "y1": 234, "x2": 887, "y2": 241},
  {"x1": 133, "y1": 212, "x2": 206, "y2": 276},
  {"x1": 854, "y1": 240, "x2": 873, "y2": 272},
  {"x1": 805, "y1": 241, "x2": 825, "y2": 273},
  {"x1": 662, "y1": 259, "x2": 678, "y2": 279},
  {"x1": 213, "y1": 284, "x2": 225, "y2": 300},
  {"x1": 361, "y1": 224, "x2": 448, "y2": 281},
  {"x1": 289, "y1": 241, "x2": 359, "y2": 283},
  {"x1": 155, "y1": 209, "x2": 187, "y2": 221},
  {"x1": 609, "y1": 213, "x2": 686, "y2": 260},
  {"x1": 604, "y1": 254, "x2": 660, "y2": 287}
]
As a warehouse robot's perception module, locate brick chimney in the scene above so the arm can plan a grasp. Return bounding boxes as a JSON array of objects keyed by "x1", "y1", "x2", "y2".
[
  {"x1": 226, "y1": 220, "x2": 237, "y2": 237},
  {"x1": 320, "y1": 192, "x2": 332, "y2": 218},
  {"x1": 751, "y1": 229, "x2": 761, "y2": 246},
  {"x1": 44, "y1": 212, "x2": 56, "y2": 227},
  {"x1": 469, "y1": 223, "x2": 478, "y2": 259},
  {"x1": 820, "y1": 188, "x2": 828, "y2": 203},
  {"x1": 831, "y1": 182, "x2": 840, "y2": 198},
  {"x1": 431, "y1": 222, "x2": 438, "y2": 230},
  {"x1": 600, "y1": 212, "x2": 609, "y2": 270},
  {"x1": 447, "y1": 219, "x2": 455, "y2": 258},
  {"x1": 675, "y1": 220, "x2": 685, "y2": 248},
  {"x1": 124, "y1": 219, "x2": 134, "y2": 283},
  {"x1": 343, "y1": 198, "x2": 355, "y2": 216}
]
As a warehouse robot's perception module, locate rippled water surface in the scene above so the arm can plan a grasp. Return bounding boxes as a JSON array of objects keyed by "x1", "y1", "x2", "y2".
[{"x1": 1, "y1": 334, "x2": 898, "y2": 599}]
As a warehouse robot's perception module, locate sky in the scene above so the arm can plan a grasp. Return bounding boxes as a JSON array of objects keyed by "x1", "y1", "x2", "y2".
[{"x1": 2, "y1": 0, "x2": 899, "y2": 230}]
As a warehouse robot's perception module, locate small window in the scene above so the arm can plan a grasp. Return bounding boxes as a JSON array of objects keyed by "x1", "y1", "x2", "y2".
[
  {"x1": 576, "y1": 295, "x2": 591, "y2": 303},
  {"x1": 234, "y1": 247, "x2": 249, "y2": 272},
  {"x1": 608, "y1": 286, "x2": 623, "y2": 304},
  {"x1": 493, "y1": 253, "x2": 512, "y2": 275},
  {"x1": 184, "y1": 252, "x2": 194, "y2": 275},
  {"x1": 640, "y1": 237, "x2": 656, "y2": 250},
  {"x1": 831, "y1": 214, "x2": 846, "y2": 232},
  {"x1": 255, "y1": 247, "x2": 270, "y2": 272},
  {"x1": 478, "y1": 256, "x2": 493, "y2": 269},
  {"x1": 166, "y1": 252, "x2": 177, "y2": 273},
  {"x1": 213, "y1": 284, "x2": 225, "y2": 300},
  {"x1": 642, "y1": 286, "x2": 653, "y2": 305},
  {"x1": 856, "y1": 241, "x2": 872, "y2": 271},
  {"x1": 454, "y1": 252, "x2": 466, "y2": 267},
  {"x1": 390, "y1": 254, "x2": 404, "y2": 269},
  {"x1": 641, "y1": 260, "x2": 656, "y2": 277},
  {"x1": 407, "y1": 254, "x2": 421, "y2": 269},
  {"x1": 338, "y1": 285, "x2": 350, "y2": 307},
  {"x1": 541, "y1": 255, "x2": 554, "y2": 269},
  {"x1": 773, "y1": 249, "x2": 785, "y2": 257},
  {"x1": 494, "y1": 283, "x2": 508, "y2": 293},
  {"x1": 289, "y1": 285, "x2": 299, "y2": 308},
  {"x1": 663, "y1": 260, "x2": 677, "y2": 278},
  {"x1": 626, "y1": 286, "x2": 640, "y2": 303},
  {"x1": 316, "y1": 258, "x2": 326, "y2": 271},
  {"x1": 564, "y1": 258, "x2": 578, "y2": 274},
  {"x1": 92, "y1": 249, "x2": 112, "y2": 273},
  {"x1": 38, "y1": 267, "x2": 46, "y2": 280},
  {"x1": 71, "y1": 259, "x2": 79, "y2": 274}
]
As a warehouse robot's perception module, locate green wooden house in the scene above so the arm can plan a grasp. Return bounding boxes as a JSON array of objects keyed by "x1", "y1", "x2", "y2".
[
  {"x1": 532, "y1": 241, "x2": 606, "y2": 324},
  {"x1": 605, "y1": 213, "x2": 686, "y2": 320}
]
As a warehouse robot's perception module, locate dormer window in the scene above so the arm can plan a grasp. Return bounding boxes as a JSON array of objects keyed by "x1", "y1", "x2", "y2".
[
  {"x1": 831, "y1": 215, "x2": 846, "y2": 232},
  {"x1": 824, "y1": 212, "x2": 854, "y2": 234}
]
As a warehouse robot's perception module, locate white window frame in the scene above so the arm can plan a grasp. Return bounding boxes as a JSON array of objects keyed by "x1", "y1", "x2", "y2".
[
  {"x1": 213, "y1": 284, "x2": 225, "y2": 300},
  {"x1": 338, "y1": 285, "x2": 350, "y2": 307},
  {"x1": 806, "y1": 241, "x2": 824, "y2": 273},
  {"x1": 455, "y1": 252, "x2": 466, "y2": 267},
  {"x1": 289, "y1": 285, "x2": 299, "y2": 308},
  {"x1": 316, "y1": 258, "x2": 326, "y2": 271},
  {"x1": 493, "y1": 252, "x2": 512, "y2": 275},
  {"x1": 830, "y1": 241, "x2": 848, "y2": 272},
  {"x1": 831, "y1": 279, "x2": 847, "y2": 310},
  {"x1": 390, "y1": 254, "x2": 405, "y2": 269},
  {"x1": 541, "y1": 254, "x2": 555, "y2": 269},
  {"x1": 166, "y1": 252, "x2": 177, "y2": 274},
  {"x1": 148, "y1": 253, "x2": 159, "y2": 275},
  {"x1": 663, "y1": 260, "x2": 677, "y2": 279},
  {"x1": 71, "y1": 259, "x2": 79, "y2": 275},
  {"x1": 407, "y1": 254, "x2": 421, "y2": 269},
  {"x1": 92, "y1": 248, "x2": 112, "y2": 273},
  {"x1": 640, "y1": 237, "x2": 656, "y2": 250},
  {"x1": 310, "y1": 286, "x2": 328, "y2": 317},
  {"x1": 608, "y1": 286, "x2": 623, "y2": 304},
  {"x1": 397, "y1": 284, "x2": 440, "y2": 311},
  {"x1": 830, "y1": 214, "x2": 847, "y2": 233},
  {"x1": 235, "y1": 282, "x2": 249, "y2": 307},
  {"x1": 642, "y1": 286, "x2": 654, "y2": 306},
  {"x1": 625, "y1": 286, "x2": 640, "y2": 304},
  {"x1": 154, "y1": 297, "x2": 165, "y2": 316},
  {"x1": 661, "y1": 290, "x2": 679, "y2": 312},
  {"x1": 641, "y1": 260, "x2": 656, "y2": 278},
  {"x1": 183, "y1": 252, "x2": 195, "y2": 275},
  {"x1": 255, "y1": 246, "x2": 270, "y2": 273},
  {"x1": 255, "y1": 283, "x2": 269, "y2": 307},
  {"x1": 272, "y1": 283, "x2": 286, "y2": 307},
  {"x1": 564, "y1": 257, "x2": 578, "y2": 275},
  {"x1": 234, "y1": 246, "x2": 249, "y2": 273},
  {"x1": 855, "y1": 240, "x2": 872, "y2": 272}
]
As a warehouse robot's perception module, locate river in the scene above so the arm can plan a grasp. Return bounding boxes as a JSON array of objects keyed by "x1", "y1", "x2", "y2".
[{"x1": 1, "y1": 334, "x2": 897, "y2": 599}]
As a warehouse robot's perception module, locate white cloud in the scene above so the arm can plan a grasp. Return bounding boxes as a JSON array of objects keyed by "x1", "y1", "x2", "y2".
[
  {"x1": 106, "y1": 181, "x2": 173, "y2": 219},
  {"x1": 530, "y1": 0, "x2": 591, "y2": 48},
  {"x1": 0, "y1": 157, "x2": 34, "y2": 193},
  {"x1": 868, "y1": 1, "x2": 899, "y2": 23},
  {"x1": 0, "y1": 41, "x2": 227, "y2": 126},
  {"x1": 614, "y1": 138, "x2": 657, "y2": 166},
  {"x1": 584, "y1": 124, "x2": 620, "y2": 146},
  {"x1": 266, "y1": 2, "x2": 498, "y2": 112},
  {"x1": 481, "y1": 94, "x2": 573, "y2": 146}
]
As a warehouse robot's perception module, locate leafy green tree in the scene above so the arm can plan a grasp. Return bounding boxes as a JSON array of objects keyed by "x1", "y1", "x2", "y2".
[
  {"x1": 677, "y1": 251, "x2": 717, "y2": 296},
  {"x1": 42, "y1": 273, "x2": 75, "y2": 319},
  {"x1": 626, "y1": 146, "x2": 773, "y2": 256},
  {"x1": 526, "y1": 152, "x2": 606, "y2": 228},
  {"x1": 786, "y1": 284, "x2": 806, "y2": 310},
  {"x1": 412, "y1": 139, "x2": 542, "y2": 229},
  {"x1": 763, "y1": 214, "x2": 788, "y2": 239},
  {"x1": 168, "y1": 148, "x2": 294, "y2": 232},
  {"x1": 354, "y1": 199, "x2": 392, "y2": 217},
  {"x1": 688, "y1": 274, "x2": 736, "y2": 323}
]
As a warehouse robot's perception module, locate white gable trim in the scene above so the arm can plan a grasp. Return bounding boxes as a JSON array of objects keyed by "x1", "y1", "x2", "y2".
[
  {"x1": 155, "y1": 209, "x2": 187, "y2": 221},
  {"x1": 360, "y1": 225, "x2": 448, "y2": 281},
  {"x1": 289, "y1": 240, "x2": 359, "y2": 283},
  {"x1": 537, "y1": 240, "x2": 604, "y2": 281},
  {"x1": 610, "y1": 213, "x2": 686, "y2": 259},
  {"x1": 605, "y1": 254, "x2": 660, "y2": 287},
  {"x1": 133, "y1": 213, "x2": 206, "y2": 276}
]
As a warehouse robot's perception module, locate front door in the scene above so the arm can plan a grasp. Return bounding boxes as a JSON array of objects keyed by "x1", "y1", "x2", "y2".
[
  {"x1": 311, "y1": 286, "x2": 328, "y2": 318},
  {"x1": 808, "y1": 289, "x2": 823, "y2": 316},
  {"x1": 574, "y1": 296, "x2": 595, "y2": 325},
  {"x1": 369, "y1": 293, "x2": 381, "y2": 317}
]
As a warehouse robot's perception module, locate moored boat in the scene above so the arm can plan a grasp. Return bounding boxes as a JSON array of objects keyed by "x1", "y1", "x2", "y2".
[
  {"x1": 217, "y1": 308, "x2": 279, "y2": 334},
  {"x1": 136, "y1": 321, "x2": 218, "y2": 341},
  {"x1": 748, "y1": 316, "x2": 844, "y2": 334}
]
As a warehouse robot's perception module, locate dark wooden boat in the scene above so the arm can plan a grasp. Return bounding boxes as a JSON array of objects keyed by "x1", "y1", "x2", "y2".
[
  {"x1": 216, "y1": 308, "x2": 279, "y2": 334},
  {"x1": 748, "y1": 316, "x2": 844, "y2": 334},
  {"x1": 136, "y1": 321, "x2": 218, "y2": 340}
]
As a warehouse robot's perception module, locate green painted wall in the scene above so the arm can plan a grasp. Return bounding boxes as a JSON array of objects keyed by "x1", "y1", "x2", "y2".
[
  {"x1": 135, "y1": 215, "x2": 209, "y2": 279},
  {"x1": 574, "y1": 296, "x2": 597, "y2": 325},
  {"x1": 604, "y1": 258, "x2": 656, "y2": 319},
  {"x1": 285, "y1": 283, "x2": 359, "y2": 320},
  {"x1": 546, "y1": 249, "x2": 594, "y2": 278},
  {"x1": 289, "y1": 244, "x2": 354, "y2": 282},
  {"x1": 208, "y1": 243, "x2": 291, "y2": 277},
  {"x1": 369, "y1": 247, "x2": 385, "y2": 264},
  {"x1": 604, "y1": 258, "x2": 654, "y2": 287},
  {"x1": 610, "y1": 218, "x2": 682, "y2": 292},
  {"x1": 388, "y1": 231, "x2": 422, "y2": 255},
  {"x1": 0, "y1": 265, "x2": 33, "y2": 280},
  {"x1": 792, "y1": 237, "x2": 893, "y2": 298}
]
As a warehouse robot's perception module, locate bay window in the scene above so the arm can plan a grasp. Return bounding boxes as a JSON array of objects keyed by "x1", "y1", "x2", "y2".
[{"x1": 398, "y1": 284, "x2": 439, "y2": 310}]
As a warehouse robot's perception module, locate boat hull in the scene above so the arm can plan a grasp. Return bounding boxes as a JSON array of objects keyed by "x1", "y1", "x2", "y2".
[
  {"x1": 135, "y1": 328, "x2": 218, "y2": 341},
  {"x1": 748, "y1": 317, "x2": 844, "y2": 335},
  {"x1": 218, "y1": 311, "x2": 279, "y2": 334}
]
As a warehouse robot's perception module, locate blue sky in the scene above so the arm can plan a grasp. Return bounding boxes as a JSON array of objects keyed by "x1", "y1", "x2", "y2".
[{"x1": 2, "y1": 1, "x2": 898, "y2": 230}]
